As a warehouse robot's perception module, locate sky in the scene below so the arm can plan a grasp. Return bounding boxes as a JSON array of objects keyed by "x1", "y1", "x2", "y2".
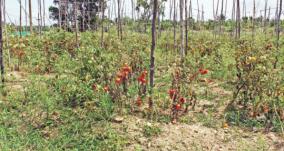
[{"x1": 5, "y1": 0, "x2": 280, "y2": 25}]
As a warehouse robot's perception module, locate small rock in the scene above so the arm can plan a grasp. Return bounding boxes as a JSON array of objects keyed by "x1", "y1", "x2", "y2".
[
  {"x1": 242, "y1": 133, "x2": 250, "y2": 138},
  {"x1": 252, "y1": 127, "x2": 259, "y2": 133},
  {"x1": 113, "y1": 116, "x2": 124, "y2": 123}
]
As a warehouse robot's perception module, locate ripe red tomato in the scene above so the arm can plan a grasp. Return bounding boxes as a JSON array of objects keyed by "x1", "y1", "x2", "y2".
[
  {"x1": 136, "y1": 97, "x2": 142, "y2": 106},
  {"x1": 199, "y1": 69, "x2": 209, "y2": 75},
  {"x1": 175, "y1": 104, "x2": 181, "y2": 110},
  {"x1": 168, "y1": 89, "x2": 177, "y2": 99},
  {"x1": 103, "y1": 86, "x2": 109, "y2": 92},
  {"x1": 92, "y1": 84, "x2": 97, "y2": 91},
  {"x1": 179, "y1": 97, "x2": 186, "y2": 104},
  {"x1": 115, "y1": 77, "x2": 122, "y2": 85}
]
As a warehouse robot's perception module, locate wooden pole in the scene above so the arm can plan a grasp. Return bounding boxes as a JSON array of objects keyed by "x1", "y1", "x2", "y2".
[
  {"x1": 180, "y1": 0, "x2": 185, "y2": 58},
  {"x1": 185, "y1": 0, "x2": 188, "y2": 55},
  {"x1": 101, "y1": 0, "x2": 105, "y2": 47},
  {"x1": 0, "y1": 0, "x2": 4, "y2": 86},
  {"x1": 58, "y1": 0, "x2": 62, "y2": 28},
  {"x1": 25, "y1": 0, "x2": 28, "y2": 31},
  {"x1": 263, "y1": 0, "x2": 268, "y2": 36},
  {"x1": 252, "y1": 0, "x2": 256, "y2": 39},
  {"x1": 275, "y1": 0, "x2": 283, "y2": 68},
  {"x1": 20, "y1": 0, "x2": 22, "y2": 38},
  {"x1": 150, "y1": 0, "x2": 158, "y2": 98},
  {"x1": 75, "y1": 0, "x2": 79, "y2": 48},
  {"x1": 43, "y1": 0, "x2": 46, "y2": 27},
  {"x1": 236, "y1": 0, "x2": 241, "y2": 39},
  {"x1": 117, "y1": 0, "x2": 122, "y2": 40},
  {"x1": 173, "y1": 0, "x2": 176, "y2": 50},
  {"x1": 3, "y1": 0, "x2": 9, "y2": 67},
  {"x1": 29, "y1": 0, "x2": 32, "y2": 33}
]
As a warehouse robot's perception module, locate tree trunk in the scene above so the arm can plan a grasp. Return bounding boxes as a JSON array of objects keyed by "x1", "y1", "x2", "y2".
[
  {"x1": 3, "y1": 0, "x2": 10, "y2": 67},
  {"x1": 25, "y1": 0, "x2": 28, "y2": 31},
  {"x1": 231, "y1": 0, "x2": 235, "y2": 37},
  {"x1": 275, "y1": 0, "x2": 279, "y2": 34},
  {"x1": 20, "y1": 0, "x2": 22, "y2": 38},
  {"x1": 150, "y1": 0, "x2": 158, "y2": 96},
  {"x1": 216, "y1": 0, "x2": 219, "y2": 19},
  {"x1": 43, "y1": 0, "x2": 45, "y2": 27},
  {"x1": 275, "y1": 0, "x2": 283, "y2": 68},
  {"x1": 117, "y1": 0, "x2": 122, "y2": 41},
  {"x1": 236, "y1": 0, "x2": 241, "y2": 39},
  {"x1": 38, "y1": 0, "x2": 42, "y2": 35},
  {"x1": 58, "y1": 0, "x2": 62, "y2": 28},
  {"x1": 224, "y1": 0, "x2": 227, "y2": 18},
  {"x1": 180, "y1": 0, "x2": 185, "y2": 58},
  {"x1": 0, "y1": 0, "x2": 4, "y2": 86},
  {"x1": 185, "y1": 0, "x2": 188, "y2": 55},
  {"x1": 242, "y1": 0, "x2": 246, "y2": 18},
  {"x1": 131, "y1": 0, "x2": 134, "y2": 20},
  {"x1": 196, "y1": 0, "x2": 200, "y2": 26},
  {"x1": 101, "y1": 0, "x2": 105, "y2": 47},
  {"x1": 74, "y1": 0, "x2": 79, "y2": 48},
  {"x1": 173, "y1": 0, "x2": 177, "y2": 51},
  {"x1": 87, "y1": 0, "x2": 91, "y2": 30},
  {"x1": 219, "y1": 0, "x2": 224, "y2": 33},
  {"x1": 252, "y1": 0, "x2": 255, "y2": 39},
  {"x1": 263, "y1": 0, "x2": 268, "y2": 37}
]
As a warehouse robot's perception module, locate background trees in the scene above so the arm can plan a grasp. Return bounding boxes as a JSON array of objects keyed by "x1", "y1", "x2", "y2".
[{"x1": 49, "y1": 0, "x2": 105, "y2": 31}]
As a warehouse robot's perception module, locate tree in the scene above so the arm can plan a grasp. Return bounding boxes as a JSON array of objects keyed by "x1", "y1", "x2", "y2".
[
  {"x1": 275, "y1": 0, "x2": 283, "y2": 68},
  {"x1": 136, "y1": 0, "x2": 151, "y2": 33},
  {"x1": 179, "y1": 0, "x2": 184, "y2": 58},
  {"x1": 49, "y1": 0, "x2": 103, "y2": 31},
  {"x1": 0, "y1": 0, "x2": 4, "y2": 86},
  {"x1": 185, "y1": 0, "x2": 188, "y2": 55},
  {"x1": 236, "y1": 0, "x2": 241, "y2": 39},
  {"x1": 117, "y1": 0, "x2": 122, "y2": 40},
  {"x1": 149, "y1": 0, "x2": 158, "y2": 108}
]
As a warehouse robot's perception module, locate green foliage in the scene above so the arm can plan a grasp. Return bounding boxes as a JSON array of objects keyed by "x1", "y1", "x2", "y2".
[{"x1": 143, "y1": 124, "x2": 161, "y2": 137}]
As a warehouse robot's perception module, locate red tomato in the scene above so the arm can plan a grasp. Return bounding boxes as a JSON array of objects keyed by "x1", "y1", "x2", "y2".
[
  {"x1": 136, "y1": 97, "x2": 142, "y2": 106},
  {"x1": 92, "y1": 84, "x2": 97, "y2": 91},
  {"x1": 115, "y1": 77, "x2": 122, "y2": 85},
  {"x1": 175, "y1": 104, "x2": 181, "y2": 110},
  {"x1": 103, "y1": 86, "x2": 109, "y2": 92},
  {"x1": 168, "y1": 89, "x2": 177, "y2": 99},
  {"x1": 179, "y1": 97, "x2": 186, "y2": 104}
]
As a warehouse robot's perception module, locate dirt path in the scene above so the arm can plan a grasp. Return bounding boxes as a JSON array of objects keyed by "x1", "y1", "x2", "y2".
[{"x1": 113, "y1": 115, "x2": 284, "y2": 151}]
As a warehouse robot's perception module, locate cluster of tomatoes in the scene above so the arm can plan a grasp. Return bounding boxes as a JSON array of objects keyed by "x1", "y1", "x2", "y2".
[
  {"x1": 115, "y1": 63, "x2": 132, "y2": 85},
  {"x1": 168, "y1": 89, "x2": 186, "y2": 111},
  {"x1": 189, "y1": 68, "x2": 209, "y2": 81},
  {"x1": 137, "y1": 70, "x2": 148, "y2": 85},
  {"x1": 198, "y1": 68, "x2": 209, "y2": 75},
  {"x1": 136, "y1": 70, "x2": 148, "y2": 107},
  {"x1": 92, "y1": 83, "x2": 109, "y2": 93}
]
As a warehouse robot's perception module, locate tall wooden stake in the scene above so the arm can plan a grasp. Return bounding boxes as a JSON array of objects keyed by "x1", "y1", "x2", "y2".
[
  {"x1": 42, "y1": 0, "x2": 45, "y2": 27},
  {"x1": 173, "y1": 0, "x2": 176, "y2": 51},
  {"x1": 180, "y1": 0, "x2": 185, "y2": 58},
  {"x1": 236, "y1": 0, "x2": 241, "y2": 39},
  {"x1": 275, "y1": 0, "x2": 283, "y2": 68},
  {"x1": 20, "y1": 0, "x2": 22, "y2": 38},
  {"x1": 252, "y1": 0, "x2": 256, "y2": 39},
  {"x1": 29, "y1": 0, "x2": 32, "y2": 33},
  {"x1": 149, "y1": 0, "x2": 158, "y2": 108},
  {"x1": 101, "y1": 0, "x2": 105, "y2": 47},
  {"x1": 0, "y1": 0, "x2": 4, "y2": 86},
  {"x1": 185, "y1": 0, "x2": 188, "y2": 55},
  {"x1": 75, "y1": 0, "x2": 79, "y2": 48}
]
